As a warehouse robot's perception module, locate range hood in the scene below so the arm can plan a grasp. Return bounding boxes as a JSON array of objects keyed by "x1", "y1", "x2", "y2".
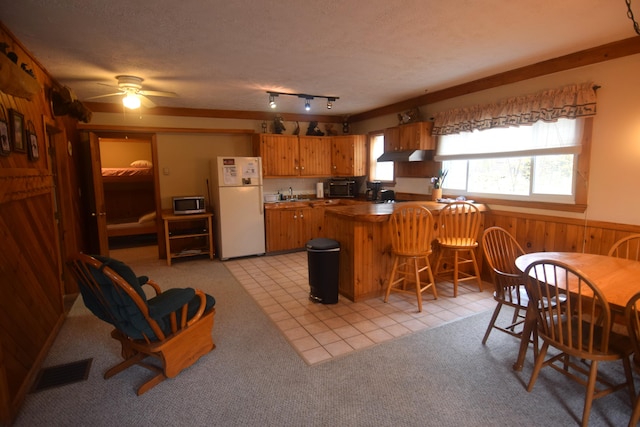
[{"x1": 376, "y1": 150, "x2": 433, "y2": 162}]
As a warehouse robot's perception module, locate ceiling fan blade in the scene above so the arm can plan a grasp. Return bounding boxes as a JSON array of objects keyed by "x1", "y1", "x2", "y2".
[
  {"x1": 139, "y1": 94, "x2": 157, "y2": 108},
  {"x1": 85, "y1": 92, "x2": 123, "y2": 100},
  {"x1": 97, "y1": 82, "x2": 119, "y2": 89},
  {"x1": 139, "y1": 89, "x2": 178, "y2": 98}
]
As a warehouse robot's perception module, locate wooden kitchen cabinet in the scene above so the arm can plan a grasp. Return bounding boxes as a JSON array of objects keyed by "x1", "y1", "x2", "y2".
[
  {"x1": 254, "y1": 133, "x2": 366, "y2": 177},
  {"x1": 265, "y1": 205, "x2": 325, "y2": 252},
  {"x1": 331, "y1": 134, "x2": 366, "y2": 176},
  {"x1": 253, "y1": 134, "x2": 300, "y2": 176},
  {"x1": 384, "y1": 121, "x2": 435, "y2": 152},
  {"x1": 383, "y1": 126, "x2": 401, "y2": 152},
  {"x1": 298, "y1": 136, "x2": 332, "y2": 176},
  {"x1": 254, "y1": 134, "x2": 332, "y2": 177}
]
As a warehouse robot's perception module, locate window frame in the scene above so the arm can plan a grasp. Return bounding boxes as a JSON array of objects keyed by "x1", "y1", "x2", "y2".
[
  {"x1": 368, "y1": 130, "x2": 395, "y2": 185},
  {"x1": 438, "y1": 117, "x2": 592, "y2": 213}
]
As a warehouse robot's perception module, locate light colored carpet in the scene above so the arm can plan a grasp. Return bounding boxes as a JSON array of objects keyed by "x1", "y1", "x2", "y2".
[{"x1": 13, "y1": 247, "x2": 637, "y2": 426}]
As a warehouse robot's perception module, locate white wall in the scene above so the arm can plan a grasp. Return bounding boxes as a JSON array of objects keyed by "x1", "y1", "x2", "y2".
[
  {"x1": 352, "y1": 54, "x2": 640, "y2": 225},
  {"x1": 89, "y1": 53, "x2": 640, "y2": 224}
]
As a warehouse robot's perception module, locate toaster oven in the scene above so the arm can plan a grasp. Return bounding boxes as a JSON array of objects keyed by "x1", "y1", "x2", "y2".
[{"x1": 328, "y1": 179, "x2": 357, "y2": 198}]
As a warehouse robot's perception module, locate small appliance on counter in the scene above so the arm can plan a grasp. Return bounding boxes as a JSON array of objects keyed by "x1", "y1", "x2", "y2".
[
  {"x1": 379, "y1": 189, "x2": 395, "y2": 202},
  {"x1": 328, "y1": 178, "x2": 357, "y2": 198},
  {"x1": 365, "y1": 181, "x2": 382, "y2": 201}
]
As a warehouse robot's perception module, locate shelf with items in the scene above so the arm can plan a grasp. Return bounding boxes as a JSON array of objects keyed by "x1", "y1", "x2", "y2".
[{"x1": 162, "y1": 211, "x2": 214, "y2": 266}]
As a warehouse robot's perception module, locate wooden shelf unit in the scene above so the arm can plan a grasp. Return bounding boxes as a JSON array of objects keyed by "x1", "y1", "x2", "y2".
[{"x1": 162, "y1": 211, "x2": 214, "y2": 265}]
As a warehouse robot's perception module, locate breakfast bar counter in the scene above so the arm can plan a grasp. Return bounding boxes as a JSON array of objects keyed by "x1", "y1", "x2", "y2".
[{"x1": 324, "y1": 201, "x2": 487, "y2": 302}]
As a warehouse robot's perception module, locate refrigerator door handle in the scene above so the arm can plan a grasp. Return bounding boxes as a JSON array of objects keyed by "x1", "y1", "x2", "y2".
[{"x1": 259, "y1": 186, "x2": 264, "y2": 215}]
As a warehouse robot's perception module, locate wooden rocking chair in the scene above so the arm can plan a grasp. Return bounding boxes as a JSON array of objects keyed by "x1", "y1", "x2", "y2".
[{"x1": 67, "y1": 253, "x2": 216, "y2": 395}]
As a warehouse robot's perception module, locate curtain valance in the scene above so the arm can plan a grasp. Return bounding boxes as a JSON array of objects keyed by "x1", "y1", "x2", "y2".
[{"x1": 432, "y1": 82, "x2": 597, "y2": 136}]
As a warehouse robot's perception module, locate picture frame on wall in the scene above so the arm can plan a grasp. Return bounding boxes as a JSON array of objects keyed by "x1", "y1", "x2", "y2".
[
  {"x1": 0, "y1": 105, "x2": 9, "y2": 156},
  {"x1": 26, "y1": 120, "x2": 39, "y2": 161},
  {"x1": 9, "y1": 109, "x2": 25, "y2": 153},
  {"x1": 0, "y1": 120, "x2": 9, "y2": 156}
]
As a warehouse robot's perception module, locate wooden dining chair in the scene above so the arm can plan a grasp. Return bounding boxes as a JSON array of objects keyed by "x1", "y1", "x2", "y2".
[
  {"x1": 480, "y1": 226, "x2": 531, "y2": 345},
  {"x1": 68, "y1": 253, "x2": 217, "y2": 395},
  {"x1": 625, "y1": 290, "x2": 640, "y2": 427},
  {"x1": 608, "y1": 234, "x2": 640, "y2": 261},
  {"x1": 384, "y1": 203, "x2": 437, "y2": 312},
  {"x1": 523, "y1": 259, "x2": 635, "y2": 427},
  {"x1": 433, "y1": 201, "x2": 483, "y2": 297}
]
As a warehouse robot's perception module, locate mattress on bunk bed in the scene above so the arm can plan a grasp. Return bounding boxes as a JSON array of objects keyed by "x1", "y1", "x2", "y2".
[
  {"x1": 106, "y1": 212, "x2": 157, "y2": 237},
  {"x1": 101, "y1": 167, "x2": 153, "y2": 178}
]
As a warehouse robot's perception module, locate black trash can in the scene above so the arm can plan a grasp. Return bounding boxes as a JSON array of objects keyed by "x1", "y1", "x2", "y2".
[{"x1": 306, "y1": 238, "x2": 340, "y2": 304}]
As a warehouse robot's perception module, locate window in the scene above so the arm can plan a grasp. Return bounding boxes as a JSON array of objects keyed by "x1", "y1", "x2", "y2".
[
  {"x1": 436, "y1": 118, "x2": 585, "y2": 203},
  {"x1": 369, "y1": 132, "x2": 394, "y2": 182}
]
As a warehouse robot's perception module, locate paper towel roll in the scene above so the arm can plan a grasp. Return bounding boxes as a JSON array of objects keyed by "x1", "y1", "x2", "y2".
[{"x1": 316, "y1": 182, "x2": 324, "y2": 198}]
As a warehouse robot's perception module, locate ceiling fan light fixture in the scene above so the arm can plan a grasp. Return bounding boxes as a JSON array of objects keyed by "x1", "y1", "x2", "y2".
[{"x1": 123, "y1": 92, "x2": 141, "y2": 109}]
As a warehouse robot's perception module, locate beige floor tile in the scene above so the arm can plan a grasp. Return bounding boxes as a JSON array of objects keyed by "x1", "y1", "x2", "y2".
[{"x1": 227, "y1": 251, "x2": 494, "y2": 365}]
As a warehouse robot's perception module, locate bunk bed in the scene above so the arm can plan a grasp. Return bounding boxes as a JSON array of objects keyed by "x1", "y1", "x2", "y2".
[{"x1": 102, "y1": 163, "x2": 158, "y2": 239}]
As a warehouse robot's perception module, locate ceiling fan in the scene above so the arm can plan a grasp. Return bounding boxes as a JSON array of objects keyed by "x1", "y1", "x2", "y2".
[{"x1": 87, "y1": 75, "x2": 177, "y2": 108}]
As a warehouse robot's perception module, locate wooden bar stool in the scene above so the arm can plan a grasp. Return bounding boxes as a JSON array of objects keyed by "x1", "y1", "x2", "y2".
[
  {"x1": 433, "y1": 201, "x2": 483, "y2": 297},
  {"x1": 384, "y1": 204, "x2": 437, "y2": 312}
]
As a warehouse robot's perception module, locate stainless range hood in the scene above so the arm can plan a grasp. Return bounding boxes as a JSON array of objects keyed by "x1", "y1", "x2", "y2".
[{"x1": 376, "y1": 150, "x2": 433, "y2": 162}]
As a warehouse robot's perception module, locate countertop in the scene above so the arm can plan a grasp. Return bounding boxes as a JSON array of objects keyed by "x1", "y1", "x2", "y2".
[{"x1": 324, "y1": 200, "x2": 487, "y2": 223}]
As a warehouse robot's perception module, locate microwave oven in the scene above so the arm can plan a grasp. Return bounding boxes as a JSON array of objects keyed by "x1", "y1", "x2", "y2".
[
  {"x1": 328, "y1": 179, "x2": 357, "y2": 198},
  {"x1": 172, "y1": 196, "x2": 206, "y2": 215}
]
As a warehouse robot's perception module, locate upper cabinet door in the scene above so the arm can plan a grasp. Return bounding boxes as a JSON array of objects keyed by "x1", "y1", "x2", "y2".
[
  {"x1": 298, "y1": 136, "x2": 332, "y2": 176},
  {"x1": 254, "y1": 134, "x2": 299, "y2": 176},
  {"x1": 398, "y1": 121, "x2": 435, "y2": 150},
  {"x1": 331, "y1": 135, "x2": 366, "y2": 176}
]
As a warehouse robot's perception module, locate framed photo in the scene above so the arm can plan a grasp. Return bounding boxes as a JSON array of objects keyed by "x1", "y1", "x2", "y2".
[
  {"x1": 26, "y1": 121, "x2": 39, "y2": 161},
  {"x1": 9, "y1": 109, "x2": 25, "y2": 153},
  {"x1": 0, "y1": 119, "x2": 9, "y2": 156}
]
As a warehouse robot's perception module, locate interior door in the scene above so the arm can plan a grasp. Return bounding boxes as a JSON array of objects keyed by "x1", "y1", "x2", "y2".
[{"x1": 84, "y1": 132, "x2": 109, "y2": 255}]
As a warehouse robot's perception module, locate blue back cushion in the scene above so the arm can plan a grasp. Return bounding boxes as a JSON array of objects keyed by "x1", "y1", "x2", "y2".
[{"x1": 81, "y1": 256, "x2": 160, "y2": 340}]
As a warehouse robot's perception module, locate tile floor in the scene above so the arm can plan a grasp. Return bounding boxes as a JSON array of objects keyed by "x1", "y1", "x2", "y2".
[{"x1": 225, "y1": 251, "x2": 496, "y2": 365}]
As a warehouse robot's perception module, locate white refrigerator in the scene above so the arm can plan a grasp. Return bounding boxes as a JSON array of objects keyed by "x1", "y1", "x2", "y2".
[{"x1": 209, "y1": 156, "x2": 265, "y2": 260}]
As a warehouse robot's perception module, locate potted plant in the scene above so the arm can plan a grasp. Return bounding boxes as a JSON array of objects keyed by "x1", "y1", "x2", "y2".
[{"x1": 430, "y1": 169, "x2": 447, "y2": 201}]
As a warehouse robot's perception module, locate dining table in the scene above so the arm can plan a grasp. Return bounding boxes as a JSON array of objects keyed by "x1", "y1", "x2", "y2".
[{"x1": 512, "y1": 251, "x2": 640, "y2": 371}]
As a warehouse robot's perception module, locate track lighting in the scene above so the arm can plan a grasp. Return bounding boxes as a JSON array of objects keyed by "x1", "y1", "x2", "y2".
[{"x1": 266, "y1": 91, "x2": 339, "y2": 112}]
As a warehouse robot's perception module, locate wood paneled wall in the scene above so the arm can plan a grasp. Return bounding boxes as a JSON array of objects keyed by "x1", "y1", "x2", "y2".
[
  {"x1": 484, "y1": 210, "x2": 640, "y2": 257},
  {"x1": 0, "y1": 24, "x2": 80, "y2": 425}
]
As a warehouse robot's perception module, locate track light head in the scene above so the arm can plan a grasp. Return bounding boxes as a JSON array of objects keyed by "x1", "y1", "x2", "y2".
[
  {"x1": 327, "y1": 97, "x2": 335, "y2": 109},
  {"x1": 304, "y1": 98, "x2": 311, "y2": 111}
]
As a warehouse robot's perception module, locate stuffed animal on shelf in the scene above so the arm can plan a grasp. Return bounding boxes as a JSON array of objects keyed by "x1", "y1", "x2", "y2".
[
  {"x1": 273, "y1": 115, "x2": 286, "y2": 134},
  {"x1": 324, "y1": 124, "x2": 338, "y2": 136},
  {"x1": 306, "y1": 121, "x2": 324, "y2": 136}
]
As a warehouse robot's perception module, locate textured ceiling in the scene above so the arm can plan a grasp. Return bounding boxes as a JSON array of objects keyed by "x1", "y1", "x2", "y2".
[{"x1": 0, "y1": 0, "x2": 637, "y2": 116}]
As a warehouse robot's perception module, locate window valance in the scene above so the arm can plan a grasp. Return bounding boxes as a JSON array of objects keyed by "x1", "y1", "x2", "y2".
[{"x1": 432, "y1": 82, "x2": 597, "y2": 136}]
